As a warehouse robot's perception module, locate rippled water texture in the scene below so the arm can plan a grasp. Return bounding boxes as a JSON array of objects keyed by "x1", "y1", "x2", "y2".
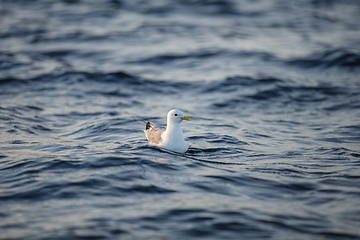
[{"x1": 1, "y1": 0, "x2": 360, "y2": 239}]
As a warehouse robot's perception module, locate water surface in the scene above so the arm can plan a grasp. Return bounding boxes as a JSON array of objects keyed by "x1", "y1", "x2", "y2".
[{"x1": 1, "y1": 0, "x2": 360, "y2": 239}]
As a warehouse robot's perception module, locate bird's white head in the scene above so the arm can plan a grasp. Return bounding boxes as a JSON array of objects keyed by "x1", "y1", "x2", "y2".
[{"x1": 167, "y1": 109, "x2": 191, "y2": 125}]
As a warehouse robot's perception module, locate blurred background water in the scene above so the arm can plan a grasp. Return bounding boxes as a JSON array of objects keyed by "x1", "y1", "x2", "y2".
[{"x1": 1, "y1": 0, "x2": 360, "y2": 239}]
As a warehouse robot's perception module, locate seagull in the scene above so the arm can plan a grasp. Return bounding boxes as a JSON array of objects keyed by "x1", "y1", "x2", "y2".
[{"x1": 144, "y1": 109, "x2": 191, "y2": 153}]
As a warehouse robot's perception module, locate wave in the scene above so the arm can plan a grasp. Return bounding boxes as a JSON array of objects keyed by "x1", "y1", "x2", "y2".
[
  {"x1": 126, "y1": 51, "x2": 223, "y2": 65},
  {"x1": 0, "y1": 70, "x2": 192, "y2": 94},
  {"x1": 212, "y1": 80, "x2": 357, "y2": 109},
  {"x1": 288, "y1": 49, "x2": 360, "y2": 69},
  {"x1": 203, "y1": 76, "x2": 282, "y2": 94}
]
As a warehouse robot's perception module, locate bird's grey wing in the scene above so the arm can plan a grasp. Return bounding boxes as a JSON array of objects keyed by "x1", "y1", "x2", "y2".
[{"x1": 144, "y1": 122, "x2": 164, "y2": 145}]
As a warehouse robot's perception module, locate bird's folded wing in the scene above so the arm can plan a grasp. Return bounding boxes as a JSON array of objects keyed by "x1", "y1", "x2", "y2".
[{"x1": 145, "y1": 125, "x2": 164, "y2": 145}]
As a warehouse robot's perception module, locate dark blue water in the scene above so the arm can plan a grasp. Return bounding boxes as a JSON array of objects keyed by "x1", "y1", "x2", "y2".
[{"x1": 1, "y1": 0, "x2": 360, "y2": 239}]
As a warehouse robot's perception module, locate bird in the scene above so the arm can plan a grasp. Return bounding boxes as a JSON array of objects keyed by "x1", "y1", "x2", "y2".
[{"x1": 144, "y1": 109, "x2": 191, "y2": 153}]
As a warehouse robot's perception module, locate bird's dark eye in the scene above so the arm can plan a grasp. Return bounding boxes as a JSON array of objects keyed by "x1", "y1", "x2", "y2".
[{"x1": 174, "y1": 114, "x2": 178, "y2": 116}]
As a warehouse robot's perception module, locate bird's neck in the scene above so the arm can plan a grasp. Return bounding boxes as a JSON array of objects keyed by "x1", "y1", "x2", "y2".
[{"x1": 164, "y1": 123, "x2": 184, "y2": 139}]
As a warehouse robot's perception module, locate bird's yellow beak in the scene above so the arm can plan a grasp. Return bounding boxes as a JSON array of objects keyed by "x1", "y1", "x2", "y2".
[{"x1": 181, "y1": 116, "x2": 192, "y2": 121}]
